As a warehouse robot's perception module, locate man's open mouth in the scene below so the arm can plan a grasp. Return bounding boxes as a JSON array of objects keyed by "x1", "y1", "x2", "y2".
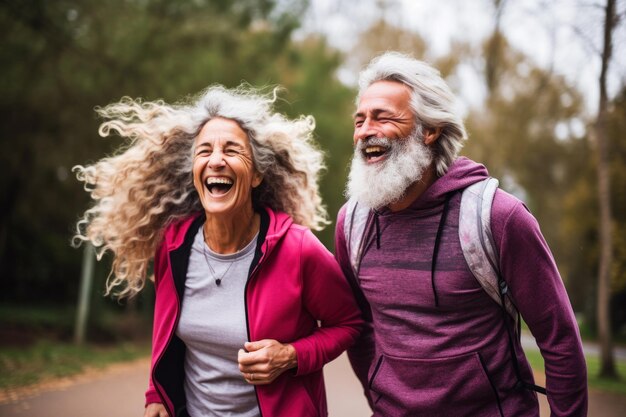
[
  {"x1": 205, "y1": 177, "x2": 234, "y2": 196},
  {"x1": 362, "y1": 144, "x2": 389, "y2": 163}
]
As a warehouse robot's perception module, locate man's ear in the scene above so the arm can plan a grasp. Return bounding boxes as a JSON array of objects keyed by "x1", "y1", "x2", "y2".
[{"x1": 423, "y1": 127, "x2": 442, "y2": 146}]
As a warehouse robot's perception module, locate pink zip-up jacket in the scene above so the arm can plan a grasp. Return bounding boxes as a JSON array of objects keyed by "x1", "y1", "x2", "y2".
[{"x1": 145, "y1": 207, "x2": 363, "y2": 417}]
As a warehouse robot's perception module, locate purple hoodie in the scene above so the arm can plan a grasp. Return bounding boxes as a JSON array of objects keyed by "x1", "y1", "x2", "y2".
[{"x1": 335, "y1": 157, "x2": 587, "y2": 417}]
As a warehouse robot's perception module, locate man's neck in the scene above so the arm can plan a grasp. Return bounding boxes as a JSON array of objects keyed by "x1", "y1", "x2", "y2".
[{"x1": 388, "y1": 166, "x2": 437, "y2": 212}]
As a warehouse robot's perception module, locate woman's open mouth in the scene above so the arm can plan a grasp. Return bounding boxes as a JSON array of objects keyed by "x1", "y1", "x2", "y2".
[{"x1": 205, "y1": 177, "x2": 233, "y2": 196}]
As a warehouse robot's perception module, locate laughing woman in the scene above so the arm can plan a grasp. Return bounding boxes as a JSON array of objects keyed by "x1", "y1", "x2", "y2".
[{"x1": 74, "y1": 85, "x2": 363, "y2": 417}]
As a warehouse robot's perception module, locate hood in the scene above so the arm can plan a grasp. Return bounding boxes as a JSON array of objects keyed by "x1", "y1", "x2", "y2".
[
  {"x1": 164, "y1": 212, "x2": 204, "y2": 251},
  {"x1": 400, "y1": 156, "x2": 489, "y2": 212},
  {"x1": 261, "y1": 207, "x2": 294, "y2": 258}
]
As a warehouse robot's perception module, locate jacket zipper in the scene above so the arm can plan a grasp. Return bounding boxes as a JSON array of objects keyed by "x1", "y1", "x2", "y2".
[
  {"x1": 244, "y1": 240, "x2": 268, "y2": 417},
  {"x1": 153, "y1": 260, "x2": 183, "y2": 417}
]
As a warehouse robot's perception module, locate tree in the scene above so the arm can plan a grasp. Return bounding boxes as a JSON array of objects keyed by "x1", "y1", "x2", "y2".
[
  {"x1": 0, "y1": 0, "x2": 356, "y2": 309},
  {"x1": 465, "y1": 29, "x2": 587, "y2": 276},
  {"x1": 272, "y1": 37, "x2": 356, "y2": 247},
  {"x1": 594, "y1": 0, "x2": 619, "y2": 379}
]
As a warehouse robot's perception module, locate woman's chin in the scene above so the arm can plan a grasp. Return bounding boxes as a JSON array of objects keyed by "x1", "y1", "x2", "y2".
[{"x1": 202, "y1": 197, "x2": 252, "y2": 218}]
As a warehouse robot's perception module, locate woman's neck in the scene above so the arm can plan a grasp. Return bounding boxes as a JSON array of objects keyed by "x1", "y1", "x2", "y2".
[{"x1": 203, "y1": 206, "x2": 260, "y2": 254}]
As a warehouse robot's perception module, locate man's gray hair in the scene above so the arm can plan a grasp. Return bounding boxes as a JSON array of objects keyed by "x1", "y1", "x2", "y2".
[{"x1": 357, "y1": 51, "x2": 467, "y2": 176}]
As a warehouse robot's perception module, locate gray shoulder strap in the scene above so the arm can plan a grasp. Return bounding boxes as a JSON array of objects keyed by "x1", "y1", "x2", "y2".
[
  {"x1": 344, "y1": 198, "x2": 372, "y2": 278},
  {"x1": 459, "y1": 178, "x2": 518, "y2": 323}
]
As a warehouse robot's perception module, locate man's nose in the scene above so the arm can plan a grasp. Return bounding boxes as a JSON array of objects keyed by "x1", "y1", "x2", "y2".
[{"x1": 354, "y1": 119, "x2": 377, "y2": 144}]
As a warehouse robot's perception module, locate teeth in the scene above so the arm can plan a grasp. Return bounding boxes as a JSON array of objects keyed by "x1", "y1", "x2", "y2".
[
  {"x1": 365, "y1": 146, "x2": 386, "y2": 154},
  {"x1": 206, "y1": 177, "x2": 233, "y2": 185}
]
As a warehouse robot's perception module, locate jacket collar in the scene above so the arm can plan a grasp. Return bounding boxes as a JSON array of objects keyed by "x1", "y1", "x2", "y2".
[
  {"x1": 163, "y1": 207, "x2": 293, "y2": 296},
  {"x1": 163, "y1": 207, "x2": 293, "y2": 253}
]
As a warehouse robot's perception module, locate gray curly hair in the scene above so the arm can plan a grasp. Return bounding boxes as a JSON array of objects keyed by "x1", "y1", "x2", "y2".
[
  {"x1": 357, "y1": 51, "x2": 467, "y2": 176},
  {"x1": 74, "y1": 84, "x2": 328, "y2": 297}
]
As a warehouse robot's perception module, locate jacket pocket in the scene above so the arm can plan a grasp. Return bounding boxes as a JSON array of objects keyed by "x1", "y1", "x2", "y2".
[{"x1": 369, "y1": 351, "x2": 504, "y2": 417}]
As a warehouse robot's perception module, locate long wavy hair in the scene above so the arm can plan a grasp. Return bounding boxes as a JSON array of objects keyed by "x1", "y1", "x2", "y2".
[
  {"x1": 357, "y1": 51, "x2": 467, "y2": 177},
  {"x1": 74, "y1": 84, "x2": 328, "y2": 297}
]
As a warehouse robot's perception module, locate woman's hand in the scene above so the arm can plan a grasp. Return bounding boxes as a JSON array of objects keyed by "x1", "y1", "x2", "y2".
[
  {"x1": 238, "y1": 339, "x2": 298, "y2": 385},
  {"x1": 144, "y1": 403, "x2": 168, "y2": 417}
]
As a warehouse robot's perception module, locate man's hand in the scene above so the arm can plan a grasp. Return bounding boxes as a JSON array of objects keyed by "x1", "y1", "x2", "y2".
[
  {"x1": 144, "y1": 403, "x2": 168, "y2": 417},
  {"x1": 238, "y1": 339, "x2": 298, "y2": 385}
]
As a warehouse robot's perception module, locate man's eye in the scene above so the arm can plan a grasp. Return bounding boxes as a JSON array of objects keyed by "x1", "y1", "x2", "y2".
[{"x1": 355, "y1": 120, "x2": 364, "y2": 127}]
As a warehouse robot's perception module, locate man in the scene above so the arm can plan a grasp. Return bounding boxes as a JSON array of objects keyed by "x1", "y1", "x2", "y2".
[{"x1": 335, "y1": 52, "x2": 587, "y2": 417}]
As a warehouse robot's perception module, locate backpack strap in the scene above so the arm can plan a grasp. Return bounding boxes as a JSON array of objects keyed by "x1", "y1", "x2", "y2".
[
  {"x1": 344, "y1": 198, "x2": 373, "y2": 278},
  {"x1": 459, "y1": 178, "x2": 518, "y2": 327},
  {"x1": 460, "y1": 178, "x2": 546, "y2": 395}
]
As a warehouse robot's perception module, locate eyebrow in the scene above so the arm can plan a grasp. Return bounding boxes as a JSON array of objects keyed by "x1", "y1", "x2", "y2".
[
  {"x1": 196, "y1": 139, "x2": 245, "y2": 149},
  {"x1": 353, "y1": 108, "x2": 393, "y2": 119}
]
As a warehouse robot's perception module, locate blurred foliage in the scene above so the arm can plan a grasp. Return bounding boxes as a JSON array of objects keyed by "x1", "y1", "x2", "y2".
[
  {"x1": 465, "y1": 34, "x2": 587, "y2": 270},
  {"x1": 340, "y1": 15, "x2": 468, "y2": 82},
  {"x1": 0, "y1": 0, "x2": 354, "y2": 309},
  {"x1": 1, "y1": 0, "x2": 625, "y2": 344},
  {"x1": 461, "y1": 30, "x2": 626, "y2": 333}
]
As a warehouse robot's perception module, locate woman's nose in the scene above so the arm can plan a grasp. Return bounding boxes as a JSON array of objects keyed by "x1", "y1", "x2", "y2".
[{"x1": 207, "y1": 149, "x2": 225, "y2": 168}]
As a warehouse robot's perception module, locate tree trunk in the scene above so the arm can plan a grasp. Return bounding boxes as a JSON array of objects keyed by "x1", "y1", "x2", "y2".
[
  {"x1": 485, "y1": 0, "x2": 506, "y2": 94},
  {"x1": 595, "y1": 0, "x2": 617, "y2": 379}
]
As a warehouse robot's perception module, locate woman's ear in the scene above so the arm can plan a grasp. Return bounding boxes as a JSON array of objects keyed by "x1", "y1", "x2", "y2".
[
  {"x1": 423, "y1": 127, "x2": 442, "y2": 146},
  {"x1": 252, "y1": 171, "x2": 263, "y2": 188}
]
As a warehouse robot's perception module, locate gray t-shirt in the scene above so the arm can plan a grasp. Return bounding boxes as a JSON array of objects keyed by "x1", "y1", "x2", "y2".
[{"x1": 176, "y1": 225, "x2": 260, "y2": 417}]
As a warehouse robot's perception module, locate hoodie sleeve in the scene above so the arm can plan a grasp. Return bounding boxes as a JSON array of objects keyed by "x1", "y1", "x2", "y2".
[
  {"x1": 290, "y1": 227, "x2": 364, "y2": 376},
  {"x1": 333, "y1": 204, "x2": 376, "y2": 409},
  {"x1": 492, "y1": 191, "x2": 588, "y2": 417}
]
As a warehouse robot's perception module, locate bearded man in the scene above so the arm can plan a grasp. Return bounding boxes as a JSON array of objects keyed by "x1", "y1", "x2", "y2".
[{"x1": 335, "y1": 52, "x2": 587, "y2": 417}]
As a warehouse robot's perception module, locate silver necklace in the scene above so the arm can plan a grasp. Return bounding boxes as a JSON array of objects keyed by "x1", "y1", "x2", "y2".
[
  {"x1": 202, "y1": 216, "x2": 257, "y2": 286},
  {"x1": 202, "y1": 246, "x2": 234, "y2": 286},
  {"x1": 202, "y1": 229, "x2": 236, "y2": 286}
]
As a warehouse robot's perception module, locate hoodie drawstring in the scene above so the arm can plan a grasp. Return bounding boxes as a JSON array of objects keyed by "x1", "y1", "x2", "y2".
[
  {"x1": 431, "y1": 193, "x2": 453, "y2": 307},
  {"x1": 374, "y1": 211, "x2": 381, "y2": 250}
]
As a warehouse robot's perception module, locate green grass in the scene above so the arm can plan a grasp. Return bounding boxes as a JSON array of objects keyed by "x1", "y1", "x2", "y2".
[
  {"x1": 524, "y1": 349, "x2": 626, "y2": 394},
  {"x1": 0, "y1": 304, "x2": 153, "y2": 390},
  {"x1": 0, "y1": 340, "x2": 150, "y2": 389}
]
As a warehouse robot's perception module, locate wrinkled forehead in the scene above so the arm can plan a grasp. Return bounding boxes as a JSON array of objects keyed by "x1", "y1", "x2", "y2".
[
  {"x1": 354, "y1": 80, "x2": 413, "y2": 118},
  {"x1": 194, "y1": 117, "x2": 250, "y2": 147}
]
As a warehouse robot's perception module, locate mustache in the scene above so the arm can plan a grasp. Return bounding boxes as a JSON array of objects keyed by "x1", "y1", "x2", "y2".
[{"x1": 355, "y1": 136, "x2": 392, "y2": 151}]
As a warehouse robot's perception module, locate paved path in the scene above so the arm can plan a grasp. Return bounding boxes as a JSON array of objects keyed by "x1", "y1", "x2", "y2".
[{"x1": 1, "y1": 354, "x2": 624, "y2": 416}]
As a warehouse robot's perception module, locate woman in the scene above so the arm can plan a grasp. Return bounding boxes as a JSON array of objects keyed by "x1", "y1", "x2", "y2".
[{"x1": 74, "y1": 85, "x2": 363, "y2": 417}]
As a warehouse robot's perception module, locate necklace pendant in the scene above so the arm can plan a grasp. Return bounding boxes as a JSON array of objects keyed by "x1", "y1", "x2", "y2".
[{"x1": 215, "y1": 278, "x2": 222, "y2": 286}]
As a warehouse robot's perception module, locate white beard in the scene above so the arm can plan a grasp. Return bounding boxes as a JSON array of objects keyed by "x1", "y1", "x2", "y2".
[{"x1": 346, "y1": 130, "x2": 433, "y2": 209}]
